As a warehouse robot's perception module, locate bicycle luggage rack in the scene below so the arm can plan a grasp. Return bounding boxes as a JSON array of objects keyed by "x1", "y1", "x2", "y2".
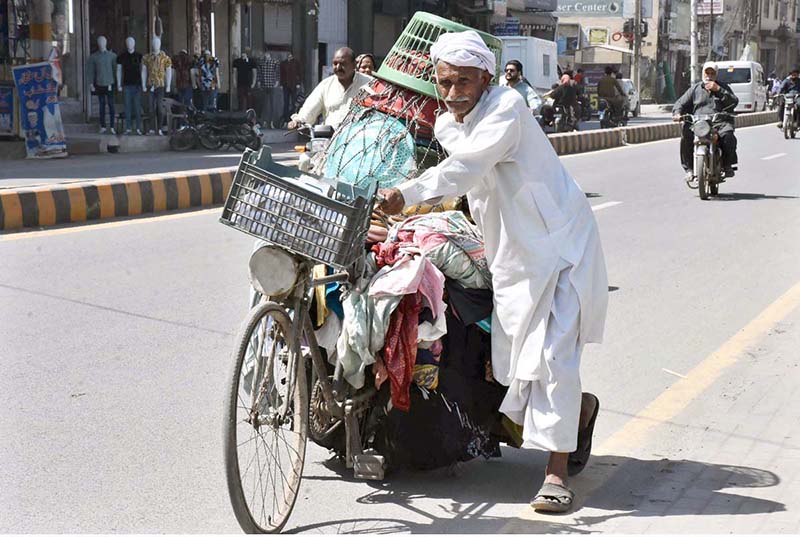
[{"x1": 219, "y1": 147, "x2": 376, "y2": 271}]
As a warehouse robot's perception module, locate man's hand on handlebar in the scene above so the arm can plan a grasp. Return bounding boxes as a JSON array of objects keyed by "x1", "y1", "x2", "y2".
[
  {"x1": 287, "y1": 120, "x2": 299, "y2": 130},
  {"x1": 672, "y1": 114, "x2": 683, "y2": 122},
  {"x1": 377, "y1": 188, "x2": 405, "y2": 215}
]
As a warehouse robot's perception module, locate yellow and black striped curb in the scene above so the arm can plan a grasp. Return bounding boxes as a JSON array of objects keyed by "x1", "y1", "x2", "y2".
[
  {"x1": 548, "y1": 110, "x2": 777, "y2": 154},
  {"x1": 0, "y1": 168, "x2": 235, "y2": 231}
]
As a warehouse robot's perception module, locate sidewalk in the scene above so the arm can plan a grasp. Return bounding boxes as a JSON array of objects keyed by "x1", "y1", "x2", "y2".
[{"x1": 0, "y1": 143, "x2": 298, "y2": 189}]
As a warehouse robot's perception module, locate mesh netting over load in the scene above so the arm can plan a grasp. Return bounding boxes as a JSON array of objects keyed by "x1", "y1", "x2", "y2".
[{"x1": 313, "y1": 77, "x2": 447, "y2": 190}]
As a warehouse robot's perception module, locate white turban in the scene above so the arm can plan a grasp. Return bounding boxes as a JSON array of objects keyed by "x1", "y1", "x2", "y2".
[{"x1": 430, "y1": 30, "x2": 495, "y2": 75}]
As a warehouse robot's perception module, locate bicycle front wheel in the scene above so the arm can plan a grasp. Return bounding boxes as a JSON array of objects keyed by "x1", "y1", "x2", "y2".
[{"x1": 223, "y1": 301, "x2": 308, "y2": 533}]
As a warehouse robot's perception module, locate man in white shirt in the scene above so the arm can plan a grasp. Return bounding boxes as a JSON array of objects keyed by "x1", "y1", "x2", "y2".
[
  {"x1": 287, "y1": 47, "x2": 371, "y2": 130},
  {"x1": 379, "y1": 31, "x2": 608, "y2": 513}
]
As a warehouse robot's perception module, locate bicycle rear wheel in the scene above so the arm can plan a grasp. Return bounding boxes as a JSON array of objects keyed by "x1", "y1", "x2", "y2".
[{"x1": 223, "y1": 301, "x2": 308, "y2": 533}]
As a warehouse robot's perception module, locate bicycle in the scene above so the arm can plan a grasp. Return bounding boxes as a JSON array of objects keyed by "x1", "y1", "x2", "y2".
[{"x1": 219, "y1": 147, "x2": 383, "y2": 533}]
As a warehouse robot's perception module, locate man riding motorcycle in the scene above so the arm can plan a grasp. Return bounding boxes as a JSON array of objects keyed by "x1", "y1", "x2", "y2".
[
  {"x1": 776, "y1": 67, "x2": 800, "y2": 128},
  {"x1": 672, "y1": 63, "x2": 739, "y2": 181},
  {"x1": 597, "y1": 66, "x2": 626, "y2": 121},
  {"x1": 287, "y1": 47, "x2": 371, "y2": 130}
]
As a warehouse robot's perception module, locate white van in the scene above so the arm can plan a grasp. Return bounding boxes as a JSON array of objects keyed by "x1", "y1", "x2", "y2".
[{"x1": 705, "y1": 61, "x2": 767, "y2": 113}]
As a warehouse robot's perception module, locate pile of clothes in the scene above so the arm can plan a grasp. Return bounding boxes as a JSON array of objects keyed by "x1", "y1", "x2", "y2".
[{"x1": 322, "y1": 210, "x2": 508, "y2": 470}]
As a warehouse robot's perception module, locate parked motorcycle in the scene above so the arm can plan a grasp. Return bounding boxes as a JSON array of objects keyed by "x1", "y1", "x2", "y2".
[
  {"x1": 294, "y1": 123, "x2": 335, "y2": 172},
  {"x1": 598, "y1": 98, "x2": 628, "y2": 129},
  {"x1": 682, "y1": 113, "x2": 734, "y2": 200},
  {"x1": 170, "y1": 108, "x2": 262, "y2": 152},
  {"x1": 782, "y1": 91, "x2": 798, "y2": 139}
]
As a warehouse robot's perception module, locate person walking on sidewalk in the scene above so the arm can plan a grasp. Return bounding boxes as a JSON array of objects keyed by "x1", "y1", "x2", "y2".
[{"x1": 378, "y1": 30, "x2": 608, "y2": 514}]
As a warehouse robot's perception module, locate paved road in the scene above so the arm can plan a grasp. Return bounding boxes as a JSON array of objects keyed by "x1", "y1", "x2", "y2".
[{"x1": 1, "y1": 124, "x2": 799, "y2": 532}]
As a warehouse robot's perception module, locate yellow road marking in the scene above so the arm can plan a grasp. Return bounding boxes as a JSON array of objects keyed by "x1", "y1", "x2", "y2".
[
  {"x1": 0, "y1": 207, "x2": 221, "y2": 242},
  {"x1": 503, "y1": 278, "x2": 800, "y2": 529}
]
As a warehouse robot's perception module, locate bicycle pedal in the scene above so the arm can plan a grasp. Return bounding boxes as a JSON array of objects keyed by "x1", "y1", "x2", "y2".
[{"x1": 353, "y1": 450, "x2": 385, "y2": 481}]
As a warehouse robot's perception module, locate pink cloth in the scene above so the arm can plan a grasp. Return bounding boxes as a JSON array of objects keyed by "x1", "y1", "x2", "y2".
[{"x1": 369, "y1": 254, "x2": 446, "y2": 319}]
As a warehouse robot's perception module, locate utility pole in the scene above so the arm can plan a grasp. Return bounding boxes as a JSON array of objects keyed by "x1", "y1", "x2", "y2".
[
  {"x1": 706, "y1": 0, "x2": 715, "y2": 61},
  {"x1": 691, "y1": 0, "x2": 699, "y2": 83},
  {"x1": 633, "y1": 0, "x2": 643, "y2": 94}
]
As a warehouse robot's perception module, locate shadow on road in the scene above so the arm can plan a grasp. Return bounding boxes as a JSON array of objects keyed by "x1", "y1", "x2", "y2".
[
  {"x1": 290, "y1": 452, "x2": 783, "y2": 533},
  {"x1": 712, "y1": 192, "x2": 799, "y2": 202}
]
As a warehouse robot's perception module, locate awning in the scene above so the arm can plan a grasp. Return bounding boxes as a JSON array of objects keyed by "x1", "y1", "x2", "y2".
[{"x1": 575, "y1": 44, "x2": 633, "y2": 65}]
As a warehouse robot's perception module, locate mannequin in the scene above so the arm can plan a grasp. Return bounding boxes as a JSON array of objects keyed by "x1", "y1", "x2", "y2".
[
  {"x1": 87, "y1": 36, "x2": 117, "y2": 134},
  {"x1": 233, "y1": 50, "x2": 257, "y2": 111},
  {"x1": 143, "y1": 36, "x2": 173, "y2": 135},
  {"x1": 198, "y1": 49, "x2": 221, "y2": 111},
  {"x1": 171, "y1": 48, "x2": 195, "y2": 109},
  {"x1": 257, "y1": 48, "x2": 281, "y2": 127},
  {"x1": 116, "y1": 37, "x2": 143, "y2": 135},
  {"x1": 281, "y1": 52, "x2": 302, "y2": 123}
]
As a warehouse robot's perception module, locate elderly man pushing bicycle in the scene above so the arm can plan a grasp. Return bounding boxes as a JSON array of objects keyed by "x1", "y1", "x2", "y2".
[{"x1": 379, "y1": 30, "x2": 608, "y2": 513}]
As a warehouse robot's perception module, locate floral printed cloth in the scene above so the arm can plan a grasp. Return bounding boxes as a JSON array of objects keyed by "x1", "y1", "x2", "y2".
[{"x1": 143, "y1": 51, "x2": 172, "y2": 88}]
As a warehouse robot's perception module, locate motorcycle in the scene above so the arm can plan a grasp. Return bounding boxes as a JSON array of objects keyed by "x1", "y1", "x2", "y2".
[
  {"x1": 598, "y1": 98, "x2": 628, "y2": 129},
  {"x1": 294, "y1": 123, "x2": 335, "y2": 172},
  {"x1": 219, "y1": 148, "x2": 514, "y2": 533},
  {"x1": 782, "y1": 91, "x2": 798, "y2": 139},
  {"x1": 538, "y1": 102, "x2": 577, "y2": 133},
  {"x1": 577, "y1": 94, "x2": 593, "y2": 121},
  {"x1": 682, "y1": 113, "x2": 734, "y2": 200},
  {"x1": 169, "y1": 107, "x2": 262, "y2": 152}
]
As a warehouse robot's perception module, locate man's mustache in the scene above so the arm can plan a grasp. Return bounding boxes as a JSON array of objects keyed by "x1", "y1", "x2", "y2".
[{"x1": 445, "y1": 97, "x2": 470, "y2": 104}]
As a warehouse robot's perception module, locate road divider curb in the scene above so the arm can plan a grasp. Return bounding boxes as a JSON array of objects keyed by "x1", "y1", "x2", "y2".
[
  {"x1": 0, "y1": 112, "x2": 779, "y2": 232},
  {"x1": 549, "y1": 128, "x2": 624, "y2": 154},
  {"x1": 549, "y1": 110, "x2": 777, "y2": 154},
  {"x1": 0, "y1": 168, "x2": 235, "y2": 231}
]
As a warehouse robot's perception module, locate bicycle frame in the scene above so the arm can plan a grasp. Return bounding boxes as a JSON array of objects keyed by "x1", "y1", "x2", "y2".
[{"x1": 253, "y1": 261, "x2": 378, "y2": 470}]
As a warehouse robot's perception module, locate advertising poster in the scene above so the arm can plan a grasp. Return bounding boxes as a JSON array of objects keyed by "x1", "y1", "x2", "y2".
[
  {"x1": 12, "y1": 62, "x2": 68, "y2": 159},
  {"x1": 0, "y1": 84, "x2": 14, "y2": 136}
]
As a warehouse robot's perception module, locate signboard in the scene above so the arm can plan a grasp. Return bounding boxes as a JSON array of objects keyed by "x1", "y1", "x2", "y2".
[
  {"x1": 556, "y1": 0, "x2": 624, "y2": 17},
  {"x1": 696, "y1": 0, "x2": 724, "y2": 16},
  {"x1": 492, "y1": 17, "x2": 521, "y2": 36},
  {"x1": 0, "y1": 85, "x2": 14, "y2": 136},
  {"x1": 588, "y1": 27, "x2": 609, "y2": 45},
  {"x1": 622, "y1": 0, "x2": 654, "y2": 18},
  {"x1": 12, "y1": 62, "x2": 68, "y2": 159},
  {"x1": 511, "y1": 0, "x2": 559, "y2": 10}
]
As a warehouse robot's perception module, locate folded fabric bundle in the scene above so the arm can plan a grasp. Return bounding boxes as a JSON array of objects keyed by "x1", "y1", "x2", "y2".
[{"x1": 387, "y1": 211, "x2": 492, "y2": 289}]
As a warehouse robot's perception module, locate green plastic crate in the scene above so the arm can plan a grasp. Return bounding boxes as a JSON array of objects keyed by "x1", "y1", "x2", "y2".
[{"x1": 376, "y1": 12, "x2": 503, "y2": 99}]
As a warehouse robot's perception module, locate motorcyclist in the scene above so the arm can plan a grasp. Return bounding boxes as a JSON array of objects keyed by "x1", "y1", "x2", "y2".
[
  {"x1": 542, "y1": 73, "x2": 578, "y2": 127},
  {"x1": 672, "y1": 63, "x2": 739, "y2": 181},
  {"x1": 597, "y1": 66, "x2": 625, "y2": 120},
  {"x1": 503, "y1": 60, "x2": 542, "y2": 113},
  {"x1": 776, "y1": 67, "x2": 800, "y2": 128}
]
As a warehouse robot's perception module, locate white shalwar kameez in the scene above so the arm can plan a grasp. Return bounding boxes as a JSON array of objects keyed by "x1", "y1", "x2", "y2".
[{"x1": 398, "y1": 86, "x2": 608, "y2": 452}]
